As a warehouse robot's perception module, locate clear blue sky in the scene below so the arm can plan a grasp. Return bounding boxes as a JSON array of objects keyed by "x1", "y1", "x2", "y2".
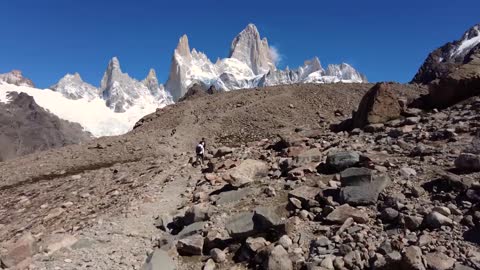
[{"x1": 1, "y1": 0, "x2": 479, "y2": 88}]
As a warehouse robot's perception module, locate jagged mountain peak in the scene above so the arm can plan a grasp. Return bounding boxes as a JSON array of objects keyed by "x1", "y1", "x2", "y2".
[
  {"x1": 229, "y1": 23, "x2": 275, "y2": 75},
  {"x1": 0, "y1": 70, "x2": 35, "y2": 87},
  {"x1": 175, "y1": 34, "x2": 191, "y2": 58},
  {"x1": 50, "y1": 72, "x2": 99, "y2": 100},
  {"x1": 107, "y1": 56, "x2": 122, "y2": 72},
  {"x1": 412, "y1": 23, "x2": 480, "y2": 84}
]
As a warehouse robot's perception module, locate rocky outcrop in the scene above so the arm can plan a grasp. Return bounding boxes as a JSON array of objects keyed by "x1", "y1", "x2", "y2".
[
  {"x1": 100, "y1": 57, "x2": 172, "y2": 112},
  {"x1": 0, "y1": 70, "x2": 35, "y2": 87},
  {"x1": 412, "y1": 23, "x2": 480, "y2": 84},
  {"x1": 0, "y1": 92, "x2": 91, "y2": 161},
  {"x1": 422, "y1": 47, "x2": 480, "y2": 109}
]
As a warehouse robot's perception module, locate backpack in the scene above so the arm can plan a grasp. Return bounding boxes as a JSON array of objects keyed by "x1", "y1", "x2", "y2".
[{"x1": 196, "y1": 144, "x2": 204, "y2": 155}]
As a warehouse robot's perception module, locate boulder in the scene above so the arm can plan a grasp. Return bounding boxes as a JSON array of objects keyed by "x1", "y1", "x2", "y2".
[
  {"x1": 294, "y1": 148, "x2": 322, "y2": 167},
  {"x1": 253, "y1": 206, "x2": 285, "y2": 232},
  {"x1": 177, "y1": 221, "x2": 207, "y2": 239},
  {"x1": 425, "y1": 252, "x2": 456, "y2": 270},
  {"x1": 402, "y1": 246, "x2": 426, "y2": 270},
  {"x1": 266, "y1": 245, "x2": 293, "y2": 270},
  {"x1": 225, "y1": 212, "x2": 256, "y2": 239},
  {"x1": 455, "y1": 153, "x2": 480, "y2": 172},
  {"x1": 288, "y1": 186, "x2": 321, "y2": 209},
  {"x1": 141, "y1": 249, "x2": 176, "y2": 270},
  {"x1": 424, "y1": 212, "x2": 453, "y2": 229},
  {"x1": 352, "y1": 83, "x2": 402, "y2": 129},
  {"x1": 214, "y1": 147, "x2": 234, "y2": 157},
  {"x1": 183, "y1": 203, "x2": 211, "y2": 225},
  {"x1": 228, "y1": 159, "x2": 268, "y2": 187},
  {"x1": 210, "y1": 248, "x2": 226, "y2": 263},
  {"x1": 340, "y1": 171, "x2": 391, "y2": 205},
  {"x1": 325, "y1": 204, "x2": 369, "y2": 224},
  {"x1": 326, "y1": 151, "x2": 360, "y2": 172},
  {"x1": 176, "y1": 235, "x2": 204, "y2": 256},
  {"x1": 216, "y1": 188, "x2": 253, "y2": 206}
]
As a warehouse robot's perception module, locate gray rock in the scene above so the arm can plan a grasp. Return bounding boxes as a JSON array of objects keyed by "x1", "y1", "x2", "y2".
[
  {"x1": 326, "y1": 151, "x2": 360, "y2": 172},
  {"x1": 176, "y1": 234, "x2": 204, "y2": 256},
  {"x1": 455, "y1": 153, "x2": 480, "y2": 172},
  {"x1": 216, "y1": 188, "x2": 253, "y2": 206},
  {"x1": 425, "y1": 252, "x2": 455, "y2": 270},
  {"x1": 294, "y1": 148, "x2": 323, "y2": 167},
  {"x1": 253, "y1": 206, "x2": 285, "y2": 232},
  {"x1": 424, "y1": 212, "x2": 453, "y2": 229},
  {"x1": 454, "y1": 263, "x2": 475, "y2": 270},
  {"x1": 325, "y1": 204, "x2": 369, "y2": 224},
  {"x1": 203, "y1": 258, "x2": 216, "y2": 270},
  {"x1": 340, "y1": 167, "x2": 373, "y2": 185},
  {"x1": 177, "y1": 221, "x2": 207, "y2": 239},
  {"x1": 400, "y1": 167, "x2": 417, "y2": 178},
  {"x1": 278, "y1": 235, "x2": 293, "y2": 249},
  {"x1": 266, "y1": 245, "x2": 293, "y2": 270},
  {"x1": 340, "y1": 174, "x2": 391, "y2": 205},
  {"x1": 404, "y1": 215, "x2": 424, "y2": 231},
  {"x1": 225, "y1": 212, "x2": 255, "y2": 239},
  {"x1": 210, "y1": 248, "x2": 226, "y2": 263},
  {"x1": 214, "y1": 147, "x2": 234, "y2": 157},
  {"x1": 246, "y1": 237, "x2": 268, "y2": 252},
  {"x1": 381, "y1": 208, "x2": 399, "y2": 223},
  {"x1": 288, "y1": 186, "x2": 321, "y2": 209},
  {"x1": 402, "y1": 246, "x2": 426, "y2": 270},
  {"x1": 229, "y1": 159, "x2": 268, "y2": 187},
  {"x1": 141, "y1": 249, "x2": 176, "y2": 270},
  {"x1": 183, "y1": 203, "x2": 210, "y2": 225},
  {"x1": 154, "y1": 214, "x2": 173, "y2": 232}
]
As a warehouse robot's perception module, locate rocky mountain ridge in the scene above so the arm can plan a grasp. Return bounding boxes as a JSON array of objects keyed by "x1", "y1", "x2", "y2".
[
  {"x1": 166, "y1": 23, "x2": 367, "y2": 101},
  {"x1": 0, "y1": 92, "x2": 91, "y2": 161},
  {"x1": 412, "y1": 23, "x2": 480, "y2": 84}
]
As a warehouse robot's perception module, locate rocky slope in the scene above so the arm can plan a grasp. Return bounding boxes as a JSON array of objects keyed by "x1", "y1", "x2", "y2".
[
  {"x1": 412, "y1": 23, "x2": 480, "y2": 84},
  {"x1": 165, "y1": 24, "x2": 367, "y2": 101},
  {"x1": 0, "y1": 92, "x2": 91, "y2": 161},
  {"x1": 0, "y1": 82, "x2": 431, "y2": 270}
]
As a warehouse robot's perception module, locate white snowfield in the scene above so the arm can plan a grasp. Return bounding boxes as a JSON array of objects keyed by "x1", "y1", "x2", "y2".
[{"x1": 0, "y1": 82, "x2": 165, "y2": 137}]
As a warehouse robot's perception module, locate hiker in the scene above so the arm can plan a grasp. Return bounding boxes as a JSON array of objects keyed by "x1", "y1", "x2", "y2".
[{"x1": 195, "y1": 140, "x2": 205, "y2": 165}]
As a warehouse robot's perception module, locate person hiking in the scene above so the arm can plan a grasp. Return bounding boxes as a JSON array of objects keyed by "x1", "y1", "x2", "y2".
[{"x1": 195, "y1": 140, "x2": 205, "y2": 165}]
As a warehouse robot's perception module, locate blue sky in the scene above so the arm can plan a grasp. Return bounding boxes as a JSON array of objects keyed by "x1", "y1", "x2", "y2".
[{"x1": 1, "y1": 0, "x2": 479, "y2": 88}]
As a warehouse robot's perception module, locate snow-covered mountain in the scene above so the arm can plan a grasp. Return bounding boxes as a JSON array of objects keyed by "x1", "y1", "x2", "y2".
[
  {"x1": 1, "y1": 57, "x2": 173, "y2": 137},
  {"x1": 1, "y1": 23, "x2": 367, "y2": 138},
  {"x1": 0, "y1": 70, "x2": 35, "y2": 87},
  {"x1": 100, "y1": 57, "x2": 172, "y2": 112},
  {"x1": 166, "y1": 23, "x2": 367, "y2": 101},
  {"x1": 50, "y1": 72, "x2": 100, "y2": 100},
  {"x1": 412, "y1": 23, "x2": 480, "y2": 84}
]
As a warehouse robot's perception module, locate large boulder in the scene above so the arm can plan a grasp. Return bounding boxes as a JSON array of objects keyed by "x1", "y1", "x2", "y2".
[
  {"x1": 228, "y1": 159, "x2": 268, "y2": 187},
  {"x1": 352, "y1": 82, "x2": 402, "y2": 129},
  {"x1": 325, "y1": 151, "x2": 360, "y2": 172},
  {"x1": 0, "y1": 233, "x2": 36, "y2": 268},
  {"x1": 339, "y1": 168, "x2": 391, "y2": 205}
]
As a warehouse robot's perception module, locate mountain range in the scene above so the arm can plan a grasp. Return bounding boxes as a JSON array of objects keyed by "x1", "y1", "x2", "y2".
[{"x1": 0, "y1": 23, "x2": 367, "y2": 139}]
